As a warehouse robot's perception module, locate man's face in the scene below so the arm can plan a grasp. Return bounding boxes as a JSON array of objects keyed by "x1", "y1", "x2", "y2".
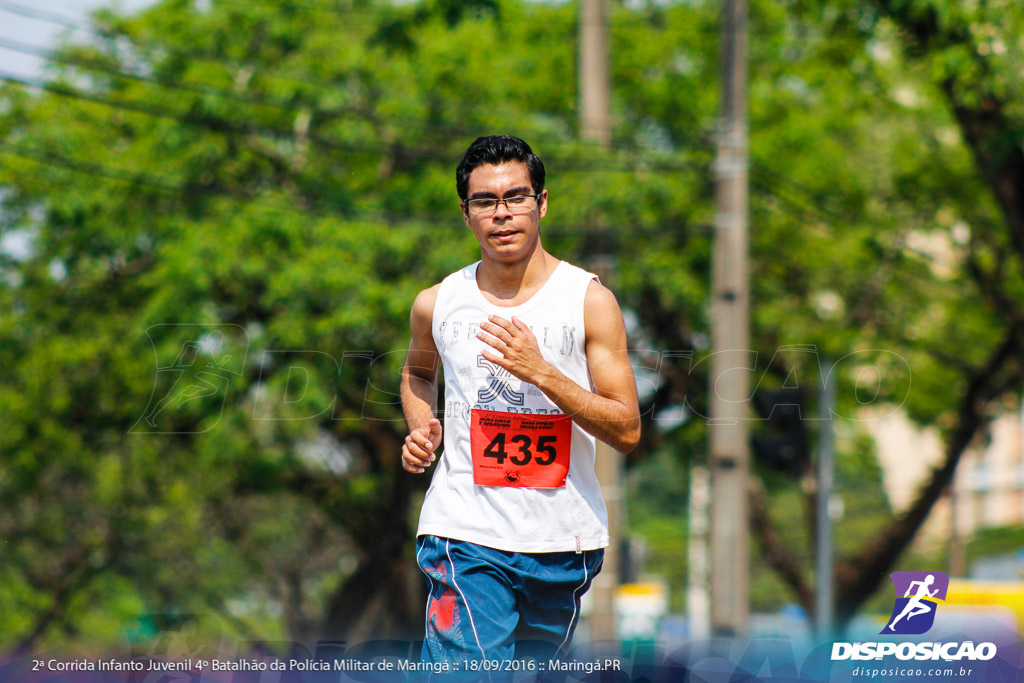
[{"x1": 461, "y1": 161, "x2": 548, "y2": 262}]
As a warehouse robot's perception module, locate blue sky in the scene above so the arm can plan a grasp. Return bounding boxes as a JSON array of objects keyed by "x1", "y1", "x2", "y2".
[
  {"x1": 1, "y1": 0, "x2": 156, "y2": 80},
  {"x1": 0, "y1": 1, "x2": 156, "y2": 262}
]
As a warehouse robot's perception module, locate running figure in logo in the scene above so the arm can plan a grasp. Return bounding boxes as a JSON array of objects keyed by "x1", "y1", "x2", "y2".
[
  {"x1": 142, "y1": 330, "x2": 232, "y2": 428},
  {"x1": 887, "y1": 574, "x2": 939, "y2": 631}
]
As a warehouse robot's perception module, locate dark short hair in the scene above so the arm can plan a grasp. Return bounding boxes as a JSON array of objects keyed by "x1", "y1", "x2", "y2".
[{"x1": 456, "y1": 135, "x2": 545, "y2": 199}]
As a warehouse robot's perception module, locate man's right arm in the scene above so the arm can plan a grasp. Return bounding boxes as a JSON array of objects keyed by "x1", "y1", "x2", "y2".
[{"x1": 400, "y1": 285, "x2": 442, "y2": 473}]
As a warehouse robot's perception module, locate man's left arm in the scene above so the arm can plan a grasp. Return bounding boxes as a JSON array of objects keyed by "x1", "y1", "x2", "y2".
[{"x1": 477, "y1": 281, "x2": 641, "y2": 453}]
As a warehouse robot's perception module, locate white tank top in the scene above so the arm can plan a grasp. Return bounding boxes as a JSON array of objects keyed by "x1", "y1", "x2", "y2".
[{"x1": 416, "y1": 260, "x2": 610, "y2": 553}]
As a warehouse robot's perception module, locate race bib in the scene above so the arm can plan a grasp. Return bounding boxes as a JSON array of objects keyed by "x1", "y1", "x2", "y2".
[{"x1": 470, "y1": 408, "x2": 572, "y2": 488}]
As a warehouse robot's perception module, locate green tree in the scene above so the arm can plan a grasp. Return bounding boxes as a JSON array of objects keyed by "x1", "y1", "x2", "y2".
[
  {"x1": 2, "y1": 0, "x2": 1022, "y2": 652},
  {"x1": 734, "y1": 0, "x2": 1024, "y2": 627}
]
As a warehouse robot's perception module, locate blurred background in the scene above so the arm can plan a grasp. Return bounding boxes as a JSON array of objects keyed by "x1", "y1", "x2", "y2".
[{"x1": 2, "y1": 0, "x2": 1024, "y2": 661}]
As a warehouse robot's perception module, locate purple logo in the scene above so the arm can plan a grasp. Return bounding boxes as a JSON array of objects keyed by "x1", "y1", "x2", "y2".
[{"x1": 881, "y1": 571, "x2": 949, "y2": 635}]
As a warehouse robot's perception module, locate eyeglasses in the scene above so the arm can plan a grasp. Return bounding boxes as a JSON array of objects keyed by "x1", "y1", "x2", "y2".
[{"x1": 464, "y1": 194, "x2": 541, "y2": 216}]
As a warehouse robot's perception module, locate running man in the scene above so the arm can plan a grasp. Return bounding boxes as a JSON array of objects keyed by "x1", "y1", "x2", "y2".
[
  {"x1": 401, "y1": 136, "x2": 641, "y2": 665},
  {"x1": 887, "y1": 574, "x2": 939, "y2": 631}
]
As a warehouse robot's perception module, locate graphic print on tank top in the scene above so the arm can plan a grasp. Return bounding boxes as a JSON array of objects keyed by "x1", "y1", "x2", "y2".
[{"x1": 476, "y1": 355, "x2": 524, "y2": 406}]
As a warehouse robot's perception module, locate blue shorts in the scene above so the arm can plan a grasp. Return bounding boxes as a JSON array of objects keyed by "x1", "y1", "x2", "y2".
[{"x1": 416, "y1": 535, "x2": 604, "y2": 665}]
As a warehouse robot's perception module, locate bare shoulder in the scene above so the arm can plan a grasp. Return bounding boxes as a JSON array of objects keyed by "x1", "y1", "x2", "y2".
[
  {"x1": 583, "y1": 279, "x2": 626, "y2": 334},
  {"x1": 410, "y1": 283, "x2": 442, "y2": 331}
]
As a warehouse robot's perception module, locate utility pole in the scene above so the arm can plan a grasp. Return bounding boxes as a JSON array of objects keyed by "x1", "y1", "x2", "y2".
[
  {"x1": 815, "y1": 359, "x2": 835, "y2": 640},
  {"x1": 687, "y1": 466, "x2": 712, "y2": 639},
  {"x1": 579, "y1": 0, "x2": 611, "y2": 145},
  {"x1": 580, "y1": 0, "x2": 617, "y2": 643},
  {"x1": 709, "y1": 0, "x2": 750, "y2": 637},
  {"x1": 591, "y1": 440, "x2": 622, "y2": 642}
]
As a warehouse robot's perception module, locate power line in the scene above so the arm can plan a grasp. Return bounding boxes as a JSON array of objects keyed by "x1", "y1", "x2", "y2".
[
  {"x1": 0, "y1": 141, "x2": 455, "y2": 225},
  {"x1": 0, "y1": 33, "x2": 708, "y2": 168},
  {"x1": 0, "y1": 143, "x2": 706, "y2": 238},
  {"x1": 0, "y1": 68, "x2": 452, "y2": 159},
  {"x1": 0, "y1": 33, "x2": 468, "y2": 153},
  {"x1": 0, "y1": 35, "x2": 360, "y2": 122},
  {"x1": 0, "y1": 5, "x2": 937, "y2": 253},
  {"x1": 0, "y1": 61, "x2": 926, "y2": 260},
  {"x1": 0, "y1": 0, "x2": 84, "y2": 29},
  {"x1": 0, "y1": 64, "x2": 707, "y2": 177},
  {"x1": 0, "y1": 0, "x2": 716, "y2": 156},
  {"x1": 0, "y1": 57, "x2": 921, "y2": 256},
  {"x1": 0, "y1": 1, "x2": 498, "y2": 142},
  {"x1": 0, "y1": 0, "x2": 718, "y2": 34},
  {"x1": 0, "y1": 143, "x2": 179, "y2": 192}
]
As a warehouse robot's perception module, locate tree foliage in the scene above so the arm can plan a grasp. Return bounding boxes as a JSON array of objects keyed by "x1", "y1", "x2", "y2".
[{"x1": 1, "y1": 0, "x2": 1023, "y2": 651}]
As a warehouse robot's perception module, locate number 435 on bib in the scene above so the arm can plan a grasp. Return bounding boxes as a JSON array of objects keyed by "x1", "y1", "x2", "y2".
[{"x1": 470, "y1": 408, "x2": 572, "y2": 488}]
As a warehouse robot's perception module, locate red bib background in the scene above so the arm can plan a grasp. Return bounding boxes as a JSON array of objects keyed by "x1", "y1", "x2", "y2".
[{"x1": 470, "y1": 409, "x2": 572, "y2": 488}]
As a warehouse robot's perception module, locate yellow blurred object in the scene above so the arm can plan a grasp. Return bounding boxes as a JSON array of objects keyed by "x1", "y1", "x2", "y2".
[
  {"x1": 947, "y1": 579, "x2": 1024, "y2": 627},
  {"x1": 615, "y1": 581, "x2": 669, "y2": 641}
]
